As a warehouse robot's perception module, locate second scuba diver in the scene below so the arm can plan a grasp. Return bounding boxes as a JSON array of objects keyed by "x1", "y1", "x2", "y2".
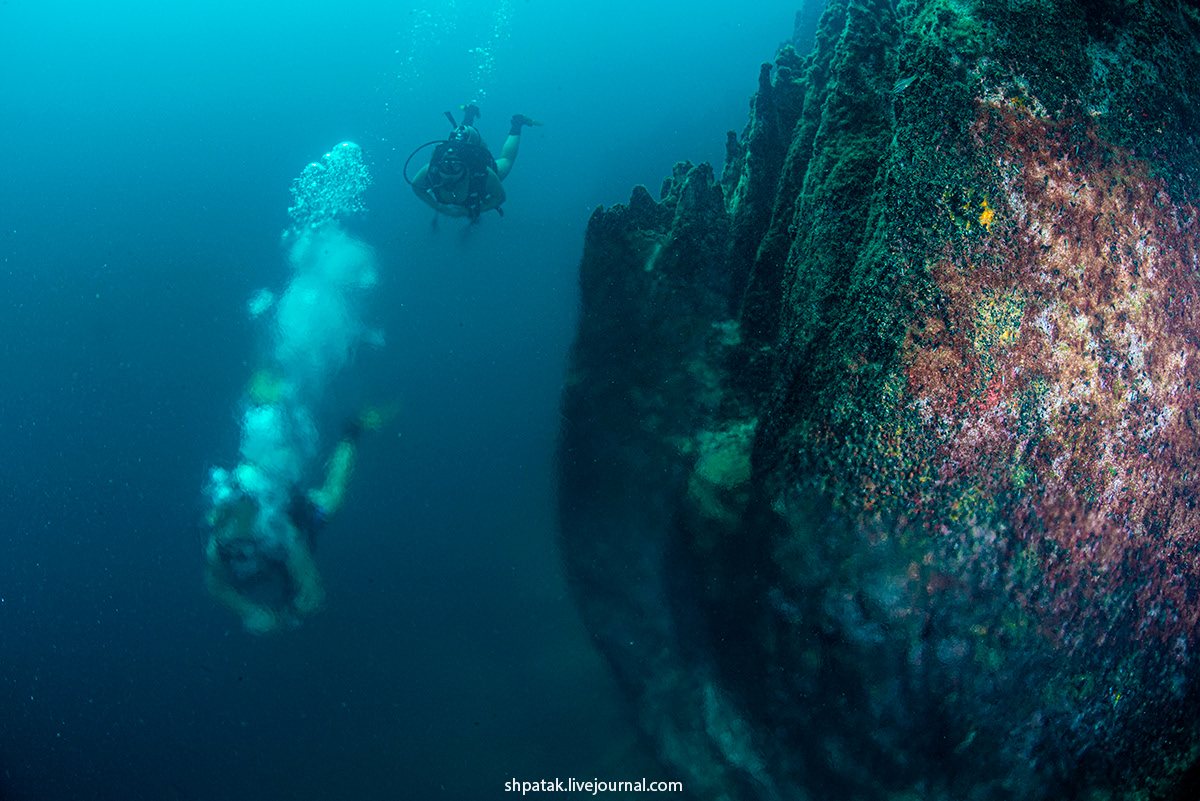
[
  {"x1": 204, "y1": 404, "x2": 386, "y2": 634},
  {"x1": 409, "y1": 102, "x2": 540, "y2": 221}
]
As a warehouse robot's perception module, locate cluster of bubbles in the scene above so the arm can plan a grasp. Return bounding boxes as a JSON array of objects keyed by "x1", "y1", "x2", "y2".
[
  {"x1": 208, "y1": 144, "x2": 380, "y2": 558},
  {"x1": 287, "y1": 142, "x2": 372, "y2": 231},
  {"x1": 467, "y1": 0, "x2": 512, "y2": 99},
  {"x1": 395, "y1": 3, "x2": 457, "y2": 89},
  {"x1": 392, "y1": 0, "x2": 511, "y2": 100}
]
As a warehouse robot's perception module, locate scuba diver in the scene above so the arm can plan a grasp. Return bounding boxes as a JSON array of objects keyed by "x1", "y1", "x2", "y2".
[
  {"x1": 408, "y1": 102, "x2": 541, "y2": 221},
  {"x1": 204, "y1": 415, "x2": 368, "y2": 634}
]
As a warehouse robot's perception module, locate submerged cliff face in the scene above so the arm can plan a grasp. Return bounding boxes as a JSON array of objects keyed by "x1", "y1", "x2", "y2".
[{"x1": 558, "y1": 1, "x2": 1200, "y2": 799}]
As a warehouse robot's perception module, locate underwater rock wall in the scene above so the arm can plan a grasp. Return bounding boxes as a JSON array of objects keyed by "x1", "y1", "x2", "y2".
[{"x1": 558, "y1": 1, "x2": 1200, "y2": 799}]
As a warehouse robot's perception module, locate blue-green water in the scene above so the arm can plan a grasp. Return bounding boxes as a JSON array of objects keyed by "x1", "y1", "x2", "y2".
[{"x1": 0, "y1": 1, "x2": 800, "y2": 798}]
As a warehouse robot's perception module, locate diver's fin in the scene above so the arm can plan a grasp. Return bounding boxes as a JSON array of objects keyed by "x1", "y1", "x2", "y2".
[
  {"x1": 341, "y1": 403, "x2": 400, "y2": 441},
  {"x1": 511, "y1": 114, "x2": 542, "y2": 128},
  {"x1": 460, "y1": 102, "x2": 482, "y2": 126}
]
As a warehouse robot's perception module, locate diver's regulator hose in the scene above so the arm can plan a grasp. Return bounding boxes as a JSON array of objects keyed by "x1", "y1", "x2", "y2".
[{"x1": 402, "y1": 140, "x2": 449, "y2": 185}]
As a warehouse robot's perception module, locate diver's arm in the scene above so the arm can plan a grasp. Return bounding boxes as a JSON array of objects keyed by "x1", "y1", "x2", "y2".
[
  {"x1": 436, "y1": 203, "x2": 470, "y2": 218},
  {"x1": 204, "y1": 540, "x2": 278, "y2": 633},
  {"x1": 412, "y1": 166, "x2": 440, "y2": 211},
  {"x1": 284, "y1": 539, "x2": 325, "y2": 616},
  {"x1": 477, "y1": 171, "x2": 506, "y2": 213},
  {"x1": 205, "y1": 570, "x2": 277, "y2": 633},
  {"x1": 412, "y1": 166, "x2": 470, "y2": 217}
]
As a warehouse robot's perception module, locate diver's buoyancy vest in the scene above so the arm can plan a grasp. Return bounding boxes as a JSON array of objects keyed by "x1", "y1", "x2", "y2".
[{"x1": 431, "y1": 128, "x2": 498, "y2": 216}]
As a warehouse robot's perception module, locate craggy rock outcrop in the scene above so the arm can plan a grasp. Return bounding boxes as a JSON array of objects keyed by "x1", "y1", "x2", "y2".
[{"x1": 558, "y1": 2, "x2": 1200, "y2": 799}]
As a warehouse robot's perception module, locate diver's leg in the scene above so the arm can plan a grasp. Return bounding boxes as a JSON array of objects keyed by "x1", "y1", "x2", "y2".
[
  {"x1": 495, "y1": 136, "x2": 520, "y2": 181},
  {"x1": 461, "y1": 102, "x2": 481, "y2": 127},
  {"x1": 495, "y1": 114, "x2": 538, "y2": 180},
  {"x1": 307, "y1": 439, "x2": 357, "y2": 518}
]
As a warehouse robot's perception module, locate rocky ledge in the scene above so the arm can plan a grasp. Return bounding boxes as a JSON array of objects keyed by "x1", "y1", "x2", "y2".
[{"x1": 558, "y1": 2, "x2": 1200, "y2": 799}]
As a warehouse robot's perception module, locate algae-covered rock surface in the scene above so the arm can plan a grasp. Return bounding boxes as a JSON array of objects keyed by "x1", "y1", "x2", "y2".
[{"x1": 557, "y1": 1, "x2": 1200, "y2": 799}]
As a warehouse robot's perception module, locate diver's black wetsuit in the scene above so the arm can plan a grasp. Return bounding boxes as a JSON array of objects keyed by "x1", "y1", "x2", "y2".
[{"x1": 287, "y1": 493, "x2": 327, "y2": 549}]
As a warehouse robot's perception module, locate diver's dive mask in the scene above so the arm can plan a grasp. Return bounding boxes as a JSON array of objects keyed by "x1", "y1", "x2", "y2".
[{"x1": 433, "y1": 157, "x2": 466, "y2": 184}]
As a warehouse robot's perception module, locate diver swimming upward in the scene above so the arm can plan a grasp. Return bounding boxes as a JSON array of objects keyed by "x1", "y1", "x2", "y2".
[{"x1": 407, "y1": 102, "x2": 541, "y2": 221}]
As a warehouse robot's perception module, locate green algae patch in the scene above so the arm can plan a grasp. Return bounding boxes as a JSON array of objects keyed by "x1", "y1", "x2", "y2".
[{"x1": 686, "y1": 420, "x2": 757, "y2": 530}]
